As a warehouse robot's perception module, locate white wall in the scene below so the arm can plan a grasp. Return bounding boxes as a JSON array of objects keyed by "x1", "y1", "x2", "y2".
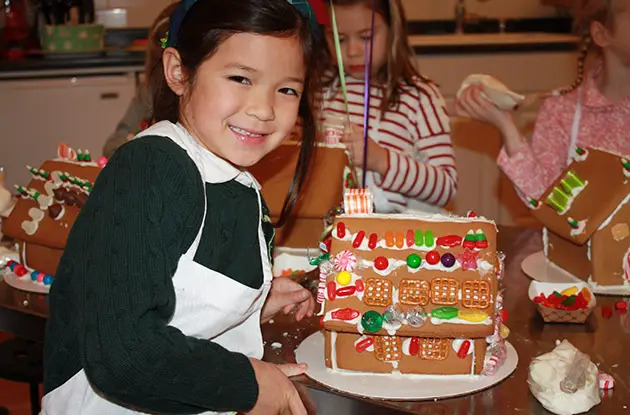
[{"x1": 402, "y1": 0, "x2": 559, "y2": 20}]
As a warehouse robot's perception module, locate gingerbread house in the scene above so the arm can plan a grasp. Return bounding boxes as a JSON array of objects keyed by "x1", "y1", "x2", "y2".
[
  {"x1": 531, "y1": 148, "x2": 630, "y2": 286},
  {"x1": 2, "y1": 147, "x2": 103, "y2": 277},
  {"x1": 320, "y1": 191, "x2": 507, "y2": 375}
]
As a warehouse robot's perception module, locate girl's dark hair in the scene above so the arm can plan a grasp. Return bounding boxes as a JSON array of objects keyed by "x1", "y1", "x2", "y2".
[
  {"x1": 561, "y1": 0, "x2": 618, "y2": 94},
  {"x1": 145, "y1": 3, "x2": 179, "y2": 81},
  {"x1": 151, "y1": 0, "x2": 319, "y2": 227},
  {"x1": 324, "y1": 0, "x2": 430, "y2": 114}
]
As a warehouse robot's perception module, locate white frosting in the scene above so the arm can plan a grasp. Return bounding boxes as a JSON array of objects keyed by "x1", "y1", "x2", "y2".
[
  {"x1": 28, "y1": 208, "x2": 44, "y2": 222},
  {"x1": 543, "y1": 227, "x2": 549, "y2": 257},
  {"x1": 402, "y1": 338, "x2": 413, "y2": 356},
  {"x1": 452, "y1": 339, "x2": 474, "y2": 356},
  {"x1": 570, "y1": 220, "x2": 587, "y2": 237},
  {"x1": 382, "y1": 320, "x2": 403, "y2": 335},
  {"x1": 587, "y1": 238, "x2": 591, "y2": 261},
  {"x1": 327, "y1": 366, "x2": 482, "y2": 380},
  {"x1": 330, "y1": 331, "x2": 338, "y2": 370},
  {"x1": 336, "y1": 213, "x2": 497, "y2": 227},
  {"x1": 622, "y1": 247, "x2": 630, "y2": 282},
  {"x1": 52, "y1": 157, "x2": 99, "y2": 167},
  {"x1": 597, "y1": 193, "x2": 630, "y2": 231},
  {"x1": 528, "y1": 340, "x2": 600, "y2": 415}
]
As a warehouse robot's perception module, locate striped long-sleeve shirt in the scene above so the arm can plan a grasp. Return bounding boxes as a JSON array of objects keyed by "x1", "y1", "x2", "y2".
[{"x1": 319, "y1": 74, "x2": 457, "y2": 213}]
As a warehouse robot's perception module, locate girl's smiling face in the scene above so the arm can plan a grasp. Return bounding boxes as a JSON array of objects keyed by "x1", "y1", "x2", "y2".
[
  {"x1": 167, "y1": 33, "x2": 306, "y2": 167},
  {"x1": 325, "y1": 3, "x2": 389, "y2": 79}
]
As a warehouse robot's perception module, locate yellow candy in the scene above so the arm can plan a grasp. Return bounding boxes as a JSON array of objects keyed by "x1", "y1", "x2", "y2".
[
  {"x1": 458, "y1": 309, "x2": 489, "y2": 323},
  {"x1": 560, "y1": 286, "x2": 579, "y2": 296},
  {"x1": 336, "y1": 271, "x2": 352, "y2": 286},
  {"x1": 500, "y1": 324, "x2": 510, "y2": 339}
]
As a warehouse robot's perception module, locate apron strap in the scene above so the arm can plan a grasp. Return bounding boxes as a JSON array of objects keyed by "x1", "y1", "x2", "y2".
[{"x1": 567, "y1": 86, "x2": 583, "y2": 164}]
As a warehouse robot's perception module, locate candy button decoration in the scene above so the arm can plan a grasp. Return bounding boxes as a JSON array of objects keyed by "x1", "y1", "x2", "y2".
[
  {"x1": 458, "y1": 309, "x2": 489, "y2": 322},
  {"x1": 43, "y1": 275, "x2": 54, "y2": 286},
  {"x1": 440, "y1": 253, "x2": 456, "y2": 268},
  {"x1": 97, "y1": 156, "x2": 108, "y2": 168},
  {"x1": 432, "y1": 306, "x2": 458, "y2": 320},
  {"x1": 336, "y1": 271, "x2": 352, "y2": 286},
  {"x1": 361, "y1": 310, "x2": 383, "y2": 333},
  {"x1": 599, "y1": 373, "x2": 616, "y2": 390},
  {"x1": 30, "y1": 271, "x2": 38, "y2": 281},
  {"x1": 374, "y1": 256, "x2": 389, "y2": 271},
  {"x1": 406, "y1": 253, "x2": 421, "y2": 269},
  {"x1": 425, "y1": 250, "x2": 440, "y2": 265}
]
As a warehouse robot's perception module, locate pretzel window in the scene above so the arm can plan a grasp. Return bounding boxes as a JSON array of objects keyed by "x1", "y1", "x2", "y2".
[
  {"x1": 430, "y1": 278, "x2": 459, "y2": 305},
  {"x1": 419, "y1": 338, "x2": 451, "y2": 361},
  {"x1": 374, "y1": 336, "x2": 402, "y2": 362},
  {"x1": 461, "y1": 280, "x2": 491, "y2": 309},
  {"x1": 399, "y1": 279, "x2": 430, "y2": 306},
  {"x1": 364, "y1": 278, "x2": 392, "y2": 307}
]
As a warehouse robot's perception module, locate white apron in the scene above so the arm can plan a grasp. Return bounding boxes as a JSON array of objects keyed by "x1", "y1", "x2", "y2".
[{"x1": 42, "y1": 122, "x2": 273, "y2": 414}]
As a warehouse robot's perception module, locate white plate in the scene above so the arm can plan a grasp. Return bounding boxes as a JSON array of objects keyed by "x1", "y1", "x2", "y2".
[
  {"x1": 273, "y1": 247, "x2": 318, "y2": 277},
  {"x1": 521, "y1": 251, "x2": 630, "y2": 296},
  {"x1": 295, "y1": 331, "x2": 518, "y2": 401},
  {"x1": 3, "y1": 269, "x2": 50, "y2": 294}
]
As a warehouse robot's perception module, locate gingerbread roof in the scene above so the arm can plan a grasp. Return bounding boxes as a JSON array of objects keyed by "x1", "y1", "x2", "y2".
[
  {"x1": 532, "y1": 148, "x2": 630, "y2": 245},
  {"x1": 2, "y1": 159, "x2": 101, "y2": 249}
]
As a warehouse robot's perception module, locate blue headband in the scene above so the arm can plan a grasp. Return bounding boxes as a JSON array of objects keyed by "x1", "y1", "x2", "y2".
[{"x1": 164, "y1": 0, "x2": 320, "y2": 48}]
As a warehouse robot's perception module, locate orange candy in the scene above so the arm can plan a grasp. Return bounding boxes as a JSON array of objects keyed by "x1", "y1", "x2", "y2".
[
  {"x1": 579, "y1": 287, "x2": 592, "y2": 304},
  {"x1": 395, "y1": 232, "x2": 405, "y2": 249},
  {"x1": 385, "y1": 231, "x2": 395, "y2": 247}
]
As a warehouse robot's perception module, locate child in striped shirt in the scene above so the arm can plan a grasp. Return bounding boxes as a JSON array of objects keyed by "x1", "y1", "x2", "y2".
[{"x1": 319, "y1": 0, "x2": 457, "y2": 213}]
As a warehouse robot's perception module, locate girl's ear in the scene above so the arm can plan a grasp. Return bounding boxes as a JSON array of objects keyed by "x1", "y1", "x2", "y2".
[
  {"x1": 163, "y1": 47, "x2": 187, "y2": 96},
  {"x1": 590, "y1": 20, "x2": 611, "y2": 49}
]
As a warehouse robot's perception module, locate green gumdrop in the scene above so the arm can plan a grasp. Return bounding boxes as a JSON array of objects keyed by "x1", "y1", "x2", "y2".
[
  {"x1": 424, "y1": 230, "x2": 434, "y2": 246},
  {"x1": 562, "y1": 295, "x2": 577, "y2": 306},
  {"x1": 431, "y1": 306, "x2": 458, "y2": 320},
  {"x1": 414, "y1": 229, "x2": 423, "y2": 247},
  {"x1": 407, "y1": 253, "x2": 421, "y2": 269},
  {"x1": 361, "y1": 310, "x2": 383, "y2": 333},
  {"x1": 552, "y1": 291, "x2": 563, "y2": 298}
]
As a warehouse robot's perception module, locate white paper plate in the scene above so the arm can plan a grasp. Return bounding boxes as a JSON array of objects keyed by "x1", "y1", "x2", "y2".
[
  {"x1": 521, "y1": 251, "x2": 630, "y2": 296},
  {"x1": 273, "y1": 247, "x2": 318, "y2": 277},
  {"x1": 295, "y1": 331, "x2": 518, "y2": 401},
  {"x1": 3, "y1": 270, "x2": 50, "y2": 294}
]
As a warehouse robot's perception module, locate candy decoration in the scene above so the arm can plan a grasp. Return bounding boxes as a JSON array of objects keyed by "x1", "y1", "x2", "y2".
[
  {"x1": 414, "y1": 229, "x2": 423, "y2": 247},
  {"x1": 395, "y1": 232, "x2": 404, "y2": 249},
  {"x1": 528, "y1": 198, "x2": 540, "y2": 208},
  {"x1": 343, "y1": 189, "x2": 374, "y2": 214},
  {"x1": 440, "y1": 253, "x2": 456, "y2": 268},
  {"x1": 406, "y1": 253, "x2": 421, "y2": 269},
  {"x1": 458, "y1": 309, "x2": 489, "y2": 322},
  {"x1": 374, "y1": 256, "x2": 389, "y2": 271},
  {"x1": 475, "y1": 229, "x2": 488, "y2": 249},
  {"x1": 30, "y1": 271, "x2": 39, "y2": 281},
  {"x1": 406, "y1": 307, "x2": 428, "y2": 327},
  {"x1": 361, "y1": 310, "x2": 383, "y2": 333},
  {"x1": 355, "y1": 337, "x2": 375, "y2": 353},
  {"x1": 406, "y1": 229, "x2": 415, "y2": 247},
  {"x1": 456, "y1": 249, "x2": 479, "y2": 271},
  {"x1": 567, "y1": 217, "x2": 579, "y2": 229},
  {"x1": 463, "y1": 230, "x2": 476, "y2": 249},
  {"x1": 57, "y1": 143, "x2": 77, "y2": 160},
  {"x1": 334, "y1": 250, "x2": 357, "y2": 272},
  {"x1": 385, "y1": 231, "x2": 395, "y2": 247},
  {"x1": 355, "y1": 279, "x2": 365, "y2": 292},
  {"x1": 457, "y1": 340, "x2": 471, "y2": 359},
  {"x1": 97, "y1": 156, "x2": 108, "y2": 168},
  {"x1": 331, "y1": 308, "x2": 360, "y2": 320},
  {"x1": 336, "y1": 286, "x2": 356, "y2": 297},
  {"x1": 425, "y1": 250, "x2": 440, "y2": 265},
  {"x1": 561, "y1": 170, "x2": 585, "y2": 194},
  {"x1": 383, "y1": 305, "x2": 404, "y2": 325},
  {"x1": 622, "y1": 158, "x2": 630, "y2": 170},
  {"x1": 36, "y1": 273, "x2": 45, "y2": 283},
  {"x1": 353, "y1": 231, "x2": 365, "y2": 248},
  {"x1": 501, "y1": 309, "x2": 508, "y2": 323},
  {"x1": 599, "y1": 373, "x2": 616, "y2": 390},
  {"x1": 601, "y1": 306, "x2": 613, "y2": 319},
  {"x1": 368, "y1": 233, "x2": 378, "y2": 249},
  {"x1": 561, "y1": 286, "x2": 578, "y2": 296},
  {"x1": 615, "y1": 301, "x2": 627, "y2": 310},
  {"x1": 436, "y1": 235, "x2": 462, "y2": 248},
  {"x1": 327, "y1": 281, "x2": 337, "y2": 301},
  {"x1": 432, "y1": 306, "x2": 458, "y2": 320},
  {"x1": 424, "y1": 230, "x2": 434, "y2": 247},
  {"x1": 546, "y1": 186, "x2": 570, "y2": 213},
  {"x1": 336, "y1": 271, "x2": 352, "y2": 286},
  {"x1": 14, "y1": 265, "x2": 27, "y2": 277},
  {"x1": 409, "y1": 337, "x2": 420, "y2": 356},
  {"x1": 337, "y1": 222, "x2": 346, "y2": 238},
  {"x1": 576, "y1": 147, "x2": 586, "y2": 156}
]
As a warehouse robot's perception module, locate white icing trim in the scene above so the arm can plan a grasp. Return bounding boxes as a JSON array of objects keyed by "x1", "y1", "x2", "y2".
[
  {"x1": 52, "y1": 157, "x2": 99, "y2": 167},
  {"x1": 330, "y1": 331, "x2": 338, "y2": 370},
  {"x1": 597, "y1": 193, "x2": 630, "y2": 231},
  {"x1": 542, "y1": 227, "x2": 549, "y2": 257},
  {"x1": 336, "y1": 213, "x2": 497, "y2": 227},
  {"x1": 623, "y1": 247, "x2": 630, "y2": 283},
  {"x1": 327, "y1": 366, "x2": 482, "y2": 379}
]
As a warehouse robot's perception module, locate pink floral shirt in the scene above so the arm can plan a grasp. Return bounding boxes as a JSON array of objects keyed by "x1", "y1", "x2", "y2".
[{"x1": 497, "y1": 64, "x2": 630, "y2": 200}]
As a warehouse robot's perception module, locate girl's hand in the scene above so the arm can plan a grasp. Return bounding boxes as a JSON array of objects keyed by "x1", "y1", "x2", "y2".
[
  {"x1": 454, "y1": 84, "x2": 514, "y2": 132},
  {"x1": 261, "y1": 277, "x2": 315, "y2": 324},
  {"x1": 341, "y1": 124, "x2": 388, "y2": 176},
  {"x1": 247, "y1": 359, "x2": 308, "y2": 415}
]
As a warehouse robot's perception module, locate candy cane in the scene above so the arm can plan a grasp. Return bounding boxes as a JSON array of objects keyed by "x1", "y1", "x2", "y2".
[
  {"x1": 343, "y1": 189, "x2": 373, "y2": 215},
  {"x1": 317, "y1": 282, "x2": 326, "y2": 303}
]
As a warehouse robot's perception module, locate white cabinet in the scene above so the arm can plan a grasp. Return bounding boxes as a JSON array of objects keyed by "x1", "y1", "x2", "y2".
[{"x1": 0, "y1": 74, "x2": 136, "y2": 188}]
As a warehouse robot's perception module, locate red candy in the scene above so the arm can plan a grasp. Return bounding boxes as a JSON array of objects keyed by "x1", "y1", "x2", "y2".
[
  {"x1": 355, "y1": 337, "x2": 374, "y2": 353},
  {"x1": 615, "y1": 301, "x2": 627, "y2": 310},
  {"x1": 14, "y1": 265, "x2": 28, "y2": 277},
  {"x1": 368, "y1": 233, "x2": 378, "y2": 249},
  {"x1": 601, "y1": 306, "x2": 613, "y2": 319},
  {"x1": 406, "y1": 229, "x2": 415, "y2": 248},
  {"x1": 355, "y1": 279, "x2": 365, "y2": 292},
  {"x1": 501, "y1": 309, "x2": 508, "y2": 323},
  {"x1": 337, "y1": 222, "x2": 346, "y2": 238},
  {"x1": 353, "y1": 231, "x2": 365, "y2": 248},
  {"x1": 436, "y1": 235, "x2": 462, "y2": 248},
  {"x1": 336, "y1": 286, "x2": 356, "y2": 297},
  {"x1": 374, "y1": 256, "x2": 389, "y2": 271},
  {"x1": 319, "y1": 315, "x2": 325, "y2": 328},
  {"x1": 409, "y1": 337, "x2": 420, "y2": 356},
  {"x1": 467, "y1": 210, "x2": 477, "y2": 218},
  {"x1": 457, "y1": 340, "x2": 471, "y2": 359},
  {"x1": 327, "y1": 281, "x2": 337, "y2": 301},
  {"x1": 425, "y1": 250, "x2": 441, "y2": 265},
  {"x1": 475, "y1": 240, "x2": 489, "y2": 249},
  {"x1": 331, "y1": 308, "x2": 360, "y2": 321}
]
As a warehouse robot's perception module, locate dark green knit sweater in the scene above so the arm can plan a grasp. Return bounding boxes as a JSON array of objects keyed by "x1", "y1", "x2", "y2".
[{"x1": 44, "y1": 136, "x2": 271, "y2": 414}]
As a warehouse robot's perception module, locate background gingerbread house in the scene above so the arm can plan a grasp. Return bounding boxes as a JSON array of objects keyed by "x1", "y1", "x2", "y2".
[{"x1": 531, "y1": 148, "x2": 630, "y2": 286}]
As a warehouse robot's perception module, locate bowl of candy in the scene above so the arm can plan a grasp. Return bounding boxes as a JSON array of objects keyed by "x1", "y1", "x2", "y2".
[{"x1": 528, "y1": 281, "x2": 596, "y2": 323}]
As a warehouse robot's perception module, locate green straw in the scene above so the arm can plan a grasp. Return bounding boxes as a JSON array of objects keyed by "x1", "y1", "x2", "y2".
[{"x1": 329, "y1": 1, "x2": 350, "y2": 117}]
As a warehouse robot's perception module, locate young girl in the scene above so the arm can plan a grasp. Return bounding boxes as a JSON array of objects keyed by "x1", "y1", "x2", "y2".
[
  {"x1": 456, "y1": 0, "x2": 630, "y2": 201},
  {"x1": 319, "y1": 0, "x2": 457, "y2": 213},
  {"x1": 42, "y1": 0, "x2": 320, "y2": 413},
  {"x1": 102, "y1": 3, "x2": 179, "y2": 158}
]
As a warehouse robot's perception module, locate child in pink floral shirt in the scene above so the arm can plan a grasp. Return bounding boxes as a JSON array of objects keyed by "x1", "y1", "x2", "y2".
[{"x1": 455, "y1": 0, "x2": 630, "y2": 201}]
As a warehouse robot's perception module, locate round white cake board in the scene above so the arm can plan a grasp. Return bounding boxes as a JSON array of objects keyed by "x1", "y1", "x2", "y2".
[
  {"x1": 521, "y1": 251, "x2": 630, "y2": 296},
  {"x1": 3, "y1": 271, "x2": 50, "y2": 294},
  {"x1": 295, "y1": 331, "x2": 518, "y2": 401}
]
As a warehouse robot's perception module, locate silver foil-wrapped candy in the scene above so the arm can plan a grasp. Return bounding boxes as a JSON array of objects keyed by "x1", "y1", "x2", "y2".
[
  {"x1": 383, "y1": 305, "x2": 405, "y2": 325},
  {"x1": 406, "y1": 307, "x2": 428, "y2": 327}
]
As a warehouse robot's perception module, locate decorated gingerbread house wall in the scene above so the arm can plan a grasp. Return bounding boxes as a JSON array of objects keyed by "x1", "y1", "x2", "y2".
[
  {"x1": 2, "y1": 147, "x2": 103, "y2": 280},
  {"x1": 531, "y1": 148, "x2": 630, "y2": 286},
  {"x1": 320, "y1": 191, "x2": 507, "y2": 376}
]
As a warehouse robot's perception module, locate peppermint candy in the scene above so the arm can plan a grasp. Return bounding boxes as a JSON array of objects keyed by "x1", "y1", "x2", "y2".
[
  {"x1": 333, "y1": 250, "x2": 357, "y2": 272},
  {"x1": 599, "y1": 373, "x2": 615, "y2": 390}
]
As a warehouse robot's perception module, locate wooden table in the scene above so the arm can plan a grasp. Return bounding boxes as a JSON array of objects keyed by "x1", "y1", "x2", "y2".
[{"x1": 1, "y1": 226, "x2": 629, "y2": 414}]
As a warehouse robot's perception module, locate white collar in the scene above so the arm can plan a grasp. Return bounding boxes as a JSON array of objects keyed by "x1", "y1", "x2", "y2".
[{"x1": 137, "y1": 121, "x2": 261, "y2": 189}]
